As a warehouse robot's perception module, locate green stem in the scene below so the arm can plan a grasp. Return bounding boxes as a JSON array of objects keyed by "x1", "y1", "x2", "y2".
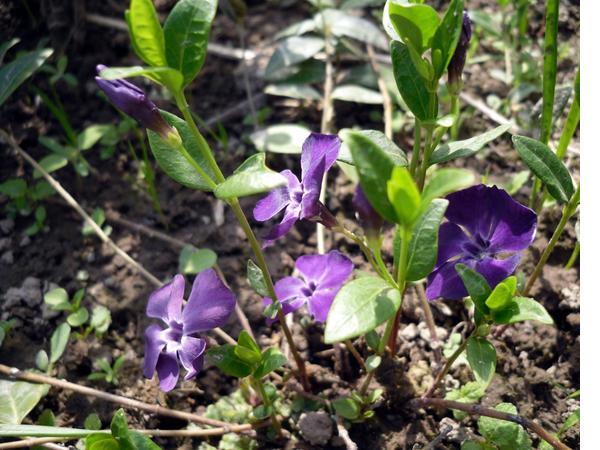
[
  {"x1": 555, "y1": 89, "x2": 580, "y2": 162},
  {"x1": 385, "y1": 226, "x2": 411, "y2": 353},
  {"x1": 523, "y1": 185, "x2": 580, "y2": 296},
  {"x1": 417, "y1": 126, "x2": 434, "y2": 191},
  {"x1": 450, "y1": 95, "x2": 460, "y2": 140},
  {"x1": 253, "y1": 377, "x2": 282, "y2": 436},
  {"x1": 565, "y1": 241, "x2": 579, "y2": 270},
  {"x1": 409, "y1": 121, "x2": 422, "y2": 177}
]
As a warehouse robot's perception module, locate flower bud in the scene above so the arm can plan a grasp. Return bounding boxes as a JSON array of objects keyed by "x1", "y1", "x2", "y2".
[
  {"x1": 353, "y1": 185, "x2": 383, "y2": 241},
  {"x1": 95, "y1": 65, "x2": 176, "y2": 141},
  {"x1": 447, "y1": 11, "x2": 472, "y2": 95}
]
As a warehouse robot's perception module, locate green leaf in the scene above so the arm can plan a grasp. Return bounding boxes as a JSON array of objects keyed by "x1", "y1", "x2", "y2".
[
  {"x1": 512, "y1": 135, "x2": 574, "y2": 203},
  {"x1": 50, "y1": 323, "x2": 71, "y2": 363},
  {"x1": 163, "y1": 0, "x2": 218, "y2": 86},
  {"x1": 539, "y1": 0, "x2": 559, "y2": 145},
  {"x1": 430, "y1": 124, "x2": 511, "y2": 165},
  {"x1": 85, "y1": 414, "x2": 102, "y2": 431},
  {"x1": 178, "y1": 246, "x2": 217, "y2": 274},
  {"x1": 406, "y1": 199, "x2": 448, "y2": 281},
  {"x1": 234, "y1": 331, "x2": 262, "y2": 365},
  {"x1": 466, "y1": 337, "x2": 496, "y2": 386},
  {"x1": 44, "y1": 288, "x2": 69, "y2": 308},
  {"x1": 319, "y1": 9, "x2": 388, "y2": 50},
  {"x1": 126, "y1": 0, "x2": 166, "y2": 67},
  {"x1": 265, "y1": 36, "x2": 325, "y2": 79},
  {"x1": 388, "y1": 2, "x2": 441, "y2": 53},
  {"x1": 247, "y1": 260, "x2": 269, "y2": 297},
  {"x1": 445, "y1": 380, "x2": 485, "y2": 405},
  {"x1": 421, "y1": 168, "x2": 475, "y2": 206},
  {"x1": 0, "y1": 423, "x2": 98, "y2": 437},
  {"x1": 430, "y1": 0, "x2": 464, "y2": 79},
  {"x1": 250, "y1": 124, "x2": 310, "y2": 154},
  {"x1": 67, "y1": 307, "x2": 89, "y2": 327},
  {"x1": 125, "y1": 431, "x2": 162, "y2": 450},
  {"x1": 485, "y1": 277, "x2": 516, "y2": 311},
  {"x1": 0, "y1": 381, "x2": 50, "y2": 424},
  {"x1": 110, "y1": 409, "x2": 129, "y2": 439},
  {"x1": 35, "y1": 350, "x2": 49, "y2": 372},
  {"x1": 346, "y1": 130, "x2": 398, "y2": 222},
  {"x1": 214, "y1": 153, "x2": 288, "y2": 199},
  {"x1": 265, "y1": 83, "x2": 323, "y2": 101},
  {"x1": 338, "y1": 128, "x2": 408, "y2": 167},
  {"x1": 333, "y1": 397, "x2": 360, "y2": 420},
  {"x1": 455, "y1": 264, "x2": 491, "y2": 315},
  {"x1": 90, "y1": 305, "x2": 112, "y2": 334},
  {"x1": 86, "y1": 433, "x2": 120, "y2": 450},
  {"x1": 83, "y1": 208, "x2": 107, "y2": 236},
  {"x1": 98, "y1": 66, "x2": 183, "y2": 93},
  {"x1": 325, "y1": 277, "x2": 401, "y2": 343},
  {"x1": 206, "y1": 345, "x2": 253, "y2": 378},
  {"x1": 34, "y1": 154, "x2": 68, "y2": 178},
  {"x1": 390, "y1": 40, "x2": 435, "y2": 121},
  {"x1": 148, "y1": 110, "x2": 217, "y2": 191},
  {"x1": 478, "y1": 403, "x2": 532, "y2": 450},
  {"x1": 387, "y1": 166, "x2": 421, "y2": 226},
  {"x1": 253, "y1": 347, "x2": 287, "y2": 379},
  {"x1": 365, "y1": 355, "x2": 381, "y2": 373},
  {"x1": 0, "y1": 179, "x2": 27, "y2": 198},
  {"x1": 0, "y1": 48, "x2": 53, "y2": 107},
  {"x1": 331, "y1": 84, "x2": 383, "y2": 104},
  {"x1": 78, "y1": 125, "x2": 111, "y2": 151},
  {"x1": 558, "y1": 408, "x2": 580, "y2": 435},
  {"x1": 252, "y1": 405, "x2": 272, "y2": 420},
  {"x1": 491, "y1": 297, "x2": 554, "y2": 325}
]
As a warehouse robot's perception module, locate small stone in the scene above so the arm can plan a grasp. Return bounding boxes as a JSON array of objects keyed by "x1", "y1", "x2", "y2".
[
  {"x1": 298, "y1": 411, "x2": 333, "y2": 446},
  {"x1": 0, "y1": 218, "x2": 14, "y2": 235},
  {"x1": 0, "y1": 237, "x2": 11, "y2": 251},
  {"x1": 400, "y1": 323, "x2": 418, "y2": 340},
  {"x1": 21, "y1": 277, "x2": 43, "y2": 307},
  {"x1": 19, "y1": 235, "x2": 31, "y2": 247},
  {"x1": 1, "y1": 251, "x2": 13, "y2": 264}
]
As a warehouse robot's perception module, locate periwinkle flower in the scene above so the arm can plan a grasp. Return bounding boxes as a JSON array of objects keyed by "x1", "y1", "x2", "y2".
[
  {"x1": 253, "y1": 133, "x2": 341, "y2": 245},
  {"x1": 447, "y1": 11, "x2": 472, "y2": 95},
  {"x1": 95, "y1": 65, "x2": 177, "y2": 141},
  {"x1": 426, "y1": 185, "x2": 536, "y2": 300},
  {"x1": 264, "y1": 251, "x2": 353, "y2": 323},
  {"x1": 144, "y1": 270, "x2": 235, "y2": 391},
  {"x1": 353, "y1": 184, "x2": 383, "y2": 241}
]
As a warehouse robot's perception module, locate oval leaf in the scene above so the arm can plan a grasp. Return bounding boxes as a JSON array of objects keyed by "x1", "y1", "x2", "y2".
[
  {"x1": 148, "y1": 110, "x2": 217, "y2": 191},
  {"x1": 338, "y1": 128, "x2": 408, "y2": 167},
  {"x1": 50, "y1": 323, "x2": 71, "y2": 363},
  {"x1": 206, "y1": 345, "x2": 253, "y2": 378},
  {"x1": 126, "y1": 0, "x2": 166, "y2": 67},
  {"x1": 99, "y1": 66, "x2": 183, "y2": 93},
  {"x1": 325, "y1": 277, "x2": 401, "y2": 343},
  {"x1": 430, "y1": 125, "x2": 511, "y2": 165},
  {"x1": 178, "y1": 246, "x2": 217, "y2": 274},
  {"x1": 491, "y1": 297, "x2": 554, "y2": 325},
  {"x1": 466, "y1": 337, "x2": 496, "y2": 386},
  {"x1": 421, "y1": 168, "x2": 475, "y2": 206},
  {"x1": 430, "y1": 0, "x2": 464, "y2": 79},
  {"x1": 512, "y1": 135, "x2": 574, "y2": 203},
  {"x1": 253, "y1": 347, "x2": 287, "y2": 379},
  {"x1": 387, "y1": 166, "x2": 421, "y2": 226},
  {"x1": 250, "y1": 124, "x2": 310, "y2": 154},
  {"x1": 0, "y1": 381, "x2": 50, "y2": 424},
  {"x1": 214, "y1": 153, "x2": 288, "y2": 199},
  {"x1": 0, "y1": 48, "x2": 53, "y2": 107}
]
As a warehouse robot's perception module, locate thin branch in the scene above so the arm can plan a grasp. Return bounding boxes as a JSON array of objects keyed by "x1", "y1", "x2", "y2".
[
  {"x1": 410, "y1": 398, "x2": 571, "y2": 450},
  {"x1": 344, "y1": 340, "x2": 366, "y2": 370},
  {"x1": 367, "y1": 44, "x2": 393, "y2": 139},
  {"x1": 0, "y1": 132, "x2": 237, "y2": 345},
  {"x1": 0, "y1": 364, "x2": 257, "y2": 433},
  {"x1": 415, "y1": 284, "x2": 442, "y2": 364},
  {"x1": 105, "y1": 209, "x2": 187, "y2": 249},
  {"x1": 0, "y1": 438, "x2": 69, "y2": 449}
]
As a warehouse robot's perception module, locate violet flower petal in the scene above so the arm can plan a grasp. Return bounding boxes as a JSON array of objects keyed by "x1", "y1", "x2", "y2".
[
  {"x1": 155, "y1": 351, "x2": 180, "y2": 392},
  {"x1": 435, "y1": 222, "x2": 470, "y2": 269},
  {"x1": 474, "y1": 254, "x2": 522, "y2": 289},
  {"x1": 487, "y1": 194, "x2": 537, "y2": 252},
  {"x1": 178, "y1": 336, "x2": 207, "y2": 380},
  {"x1": 184, "y1": 269, "x2": 235, "y2": 334},
  {"x1": 426, "y1": 257, "x2": 475, "y2": 300},
  {"x1": 300, "y1": 133, "x2": 341, "y2": 180},
  {"x1": 261, "y1": 203, "x2": 301, "y2": 245},
  {"x1": 146, "y1": 274, "x2": 185, "y2": 323},
  {"x1": 300, "y1": 157, "x2": 326, "y2": 219},
  {"x1": 353, "y1": 184, "x2": 383, "y2": 235},
  {"x1": 143, "y1": 324, "x2": 166, "y2": 379},
  {"x1": 306, "y1": 290, "x2": 336, "y2": 323},
  {"x1": 253, "y1": 170, "x2": 300, "y2": 221},
  {"x1": 263, "y1": 276, "x2": 307, "y2": 324},
  {"x1": 295, "y1": 251, "x2": 353, "y2": 289}
]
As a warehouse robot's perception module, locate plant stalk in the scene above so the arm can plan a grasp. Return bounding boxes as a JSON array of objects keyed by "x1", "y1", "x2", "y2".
[{"x1": 254, "y1": 378, "x2": 283, "y2": 437}]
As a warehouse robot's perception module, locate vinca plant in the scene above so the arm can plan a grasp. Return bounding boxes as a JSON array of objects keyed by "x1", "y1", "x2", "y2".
[{"x1": 0, "y1": 0, "x2": 579, "y2": 448}]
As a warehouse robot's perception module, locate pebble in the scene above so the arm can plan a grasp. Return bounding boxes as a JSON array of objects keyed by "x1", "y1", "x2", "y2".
[
  {"x1": 400, "y1": 323, "x2": 418, "y2": 340},
  {"x1": 298, "y1": 411, "x2": 333, "y2": 446},
  {"x1": 0, "y1": 218, "x2": 14, "y2": 235},
  {"x1": 19, "y1": 235, "x2": 31, "y2": 247},
  {"x1": 1, "y1": 251, "x2": 13, "y2": 264},
  {"x1": 3, "y1": 276, "x2": 42, "y2": 309},
  {"x1": 0, "y1": 237, "x2": 11, "y2": 251}
]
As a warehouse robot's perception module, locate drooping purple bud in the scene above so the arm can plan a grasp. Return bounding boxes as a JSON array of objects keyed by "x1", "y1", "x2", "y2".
[
  {"x1": 447, "y1": 11, "x2": 472, "y2": 95},
  {"x1": 95, "y1": 65, "x2": 176, "y2": 141},
  {"x1": 353, "y1": 184, "x2": 383, "y2": 240}
]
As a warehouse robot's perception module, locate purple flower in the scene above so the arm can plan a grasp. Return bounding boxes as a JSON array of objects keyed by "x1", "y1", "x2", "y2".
[
  {"x1": 353, "y1": 184, "x2": 383, "y2": 240},
  {"x1": 447, "y1": 11, "x2": 472, "y2": 94},
  {"x1": 264, "y1": 251, "x2": 353, "y2": 323},
  {"x1": 95, "y1": 65, "x2": 175, "y2": 140},
  {"x1": 426, "y1": 185, "x2": 536, "y2": 300},
  {"x1": 144, "y1": 270, "x2": 235, "y2": 391},
  {"x1": 253, "y1": 133, "x2": 341, "y2": 245}
]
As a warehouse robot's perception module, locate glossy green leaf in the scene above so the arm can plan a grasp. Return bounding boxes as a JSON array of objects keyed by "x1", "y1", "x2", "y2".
[
  {"x1": 163, "y1": 0, "x2": 218, "y2": 86},
  {"x1": 110, "y1": 409, "x2": 128, "y2": 439},
  {"x1": 247, "y1": 260, "x2": 269, "y2": 297},
  {"x1": 67, "y1": 307, "x2": 89, "y2": 327},
  {"x1": 148, "y1": 110, "x2": 216, "y2": 191},
  {"x1": 50, "y1": 323, "x2": 71, "y2": 363},
  {"x1": 125, "y1": 431, "x2": 162, "y2": 450},
  {"x1": 253, "y1": 348, "x2": 287, "y2": 379},
  {"x1": 126, "y1": 0, "x2": 166, "y2": 67},
  {"x1": 331, "y1": 84, "x2": 383, "y2": 104},
  {"x1": 390, "y1": 40, "x2": 435, "y2": 121},
  {"x1": 430, "y1": 0, "x2": 464, "y2": 79},
  {"x1": 491, "y1": 297, "x2": 554, "y2": 325},
  {"x1": 0, "y1": 423, "x2": 99, "y2": 437},
  {"x1": 264, "y1": 83, "x2": 322, "y2": 100},
  {"x1": 455, "y1": 264, "x2": 491, "y2": 315},
  {"x1": 338, "y1": 129, "x2": 407, "y2": 167},
  {"x1": 0, "y1": 381, "x2": 50, "y2": 424},
  {"x1": 252, "y1": 405, "x2": 272, "y2": 420},
  {"x1": 346, "y1": 130, "x2": 398, "y2": 222},
  {"x1": 85, "y1": 414, "x2": 102, "y2": 431},
  {"x1": 485, "y1": 277, "x2": 516, "y2": 310},
  {"x1": 234, "y1": 331, "x2": 262, "y2": 365},
  {"x1": 35, "y1": 350, "x2": 49, "y2": 371},
  {"x1": 388, "y1": 2, "x2": 440, "y2": 53},
  {"x1": 0, "y1": 48, "x2": 53, "y2": 107},
  {"x1": 206, "y1": 345, "x2": 253, "y2": 378},
  {"x1": 44, "y1": 288, "x2": 69, "y2": 307},
  {"x1": 319, "y1": 9, "x2": 388, "y2": 50},
  {"x1": 90, "y1": 306, "x2": 111, "y2": 335},
  {"x1": 387, "y1": 166, "x2": 421, "y2": 226},
  {"x1": 0, "y1": 179, "x2": 26, "y2": 198},
  {"x1": 78, "y1": 125, "x2": 111, "y2": 151},
  {"x1": 365, "y1": 355, "x2": 381, "y2": 373},
  {"x1": 512, "y1": 135, "x2": 574, "y2": 203},
  {"x1": 478, "y1": 403, "x2": 532, "y2": 450},
  {"x1": 406, "y1": 199, "x2": 448, "y2": 281},
  {"x1": 34, "y1": 154, "x2": 68, "y2": 178},
  {"x1": 178, "y1": 246, "x2": 217, "y2": 274},
  {"x1": 430, "y1": 125, "x2": 510, "y2": 165},
  {"x1": 333, "y1": 397, "x2": 360, "y2": 420},
  {"x1": 265, "y1": 36, "x2": 325, "y2": 78},
  {"x1": 466, "y1": 337, "x2": 496, "y2": 386},
  {"x1": 325, "y1": 277, "x2": 401, "y2": 343},
  {"x1": 99, "y1": 66, "x2": 183, "y2": 93},
  {"x1": 250, "y1": 124, "x2": 310, "y2": 154},
  {"x1": 445, "y1": 380, "x2": 486, "y2": 406},
  {"x1": 421, "y1": 168, "x2": 475, "y2": 206},
  {"x1": 86, "y1": 434, "x2": 119, "y2": 450},
  {"x1": 214, "y1": 153, "x2": 287, "y2": 199}
]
